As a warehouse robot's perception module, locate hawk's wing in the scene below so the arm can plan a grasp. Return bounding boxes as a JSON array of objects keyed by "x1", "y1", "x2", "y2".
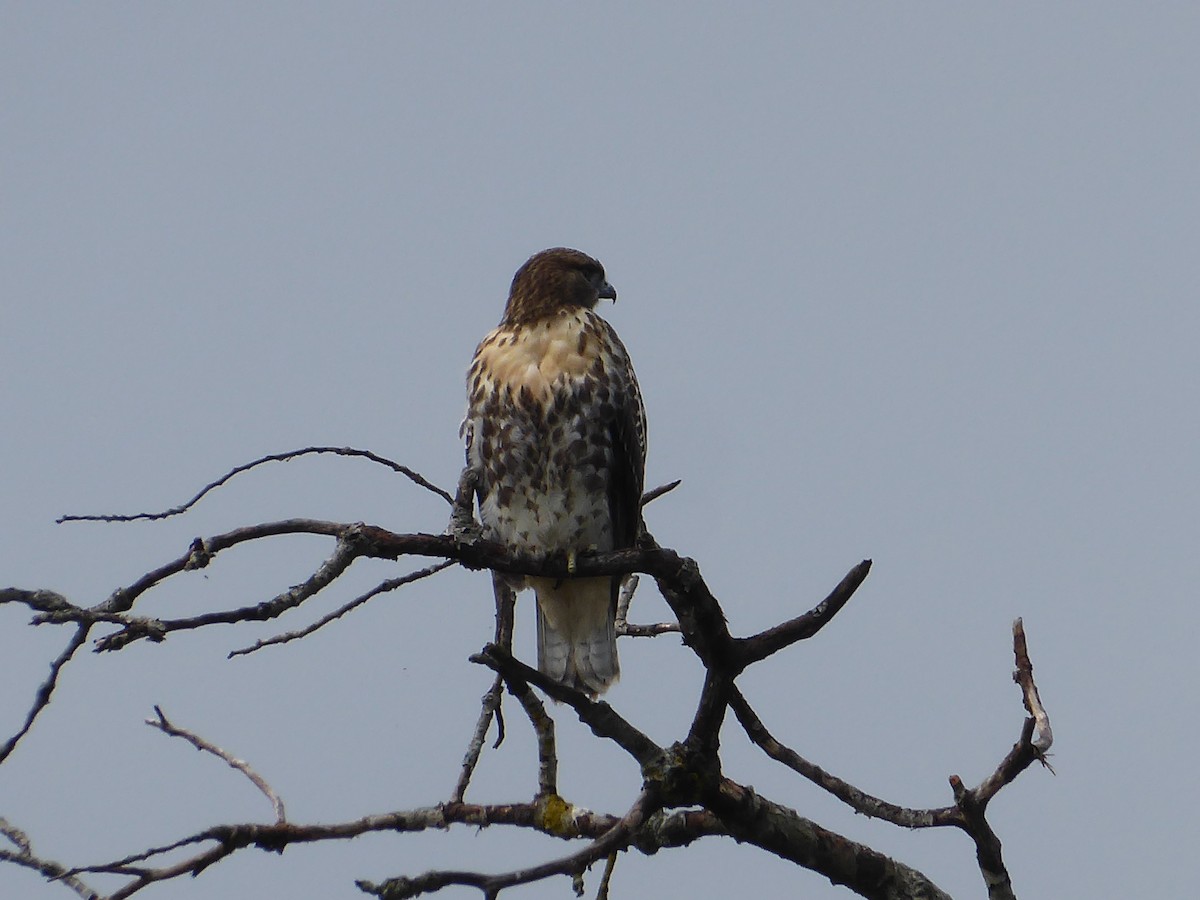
[{"x1": 599, "y1": 321, "x2": 646, "y2": 601}]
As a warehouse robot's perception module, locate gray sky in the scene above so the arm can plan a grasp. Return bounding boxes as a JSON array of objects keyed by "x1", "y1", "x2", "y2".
[{"x1": 3, "y1": 4, "x2": 1197, "y2": 898}]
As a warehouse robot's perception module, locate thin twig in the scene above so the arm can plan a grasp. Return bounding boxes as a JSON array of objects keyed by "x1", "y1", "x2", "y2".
[
  {"x1": 613, "y1": 575, "x2": 639, "y2": 629},
  {"x1": 453, "y1": 676, "x2": 505, "y2": 803},
  {"x1": 613, "y1": 574, "x2": 680, "y2": 639},
  {"x1": 94, "y1": 530, "x2": 363, "y2": 652},
  {"x1": 452, "y1": 576, "x2": 517, "y2": 802},
  {"x1": 5, "y1": 491, "x2": 1054, "y2": 900},
  {"x1": 729, "y1": 687, "x2": 955, "y2": 828},
  {"x1": 357, "y1": 790, "x2": 657, "y2": 900},
  {"x1": 229, "y1": 560, "x2": 456, "y2": 657},
  {"x1": 471, "y1": 644, "x2": 663, "y2": 770},
  {"x1": 0, "y1": 623, "x2": 90, "y2": 764},
  {"x1": 67, "y1": 801, "x2": 634, "y2": 899},
  {"x1": 595, "y1": 851, "x2": 618, "y2": 900},
  {"x1": 44, "y1": 519, "x2": 346, "y2": 625},
  {"x1": 640, "y1": 480, "x2": 681, "y2": 508},
  {"x1": 735, "y1": 559, "x2": 872, "y2": 666},
  {"x1": 57, "y1": 446, "x2": 453, "y2": 523},
  {"x1": 32, "y1": 522, "x2": 724, "y2": 640},
  {"x1": 506, "y1": 677, "x2": 558, "y2": 798},
  {"x1": 617, "y1": 621, "x2": 681, "y2": 638},
  {"x1": 148, "y1": 706, "x2": 286, "y2": 824},
  {"x1": 0, "y1": 817, "x2": 99, "y2": 899}
]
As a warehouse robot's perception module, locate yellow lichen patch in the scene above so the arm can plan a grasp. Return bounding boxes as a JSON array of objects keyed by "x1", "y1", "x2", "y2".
[{"x1": 537, "y1": 793, "x2": 580, "y2": 838}]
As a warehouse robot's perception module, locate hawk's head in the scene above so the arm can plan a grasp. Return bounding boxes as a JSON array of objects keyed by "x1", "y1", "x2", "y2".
[{"x1": 502, "y1": 248, "x2": 616, "y2": 325}]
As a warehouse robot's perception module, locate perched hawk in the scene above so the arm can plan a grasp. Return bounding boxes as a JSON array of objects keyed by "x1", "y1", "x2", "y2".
[{"x1": 463, "y1": 248, "x2": 646, "y2": 696}]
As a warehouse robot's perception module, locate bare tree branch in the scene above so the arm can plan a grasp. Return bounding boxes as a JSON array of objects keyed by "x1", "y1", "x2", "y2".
[
  {"x1": 472, "y1": 644, "x2": 664, "y2": 771},
  {"x1": 66, "y1": 801, "x2": 645, "y2": 900},
  {"x1": 93, "y1": 527, "x2": 364, "y2": 652},
  {"x1": 146, "y1": 706, "x2": 286, "y2": 824},
  {"x1": 229, "y1": 560, "x2": 457, "y2": 658},
  {"x1": 735, "y1": 559, "x2": 872, "y2": 666},
  {"x1": 21, "y1": 526, "x2": 732, "y2": 655},
  {"x1": 357, "y1": 790, "x2": 658, "y2": 900},
  {"x1": 29, "y1": 519, "x2": 347, "y2": 630},
  {"x1": 504, "y1": 676, "x2": 559, "y2": 799},
  {"x1": 639, "y1": 479, "x2": 681, "y2": 507},
  {"x1": 707, "y1": 778, "x2": 953, "y2": 900},
  {"x1": 4, "y1": 454, "x2": 1057, "y2": 900},
  {"x1": 614, "y1": 574, "x2": 680, "y2": 639},
  {"x1": 729, "y1": 686, "x2": 956, "y2": 828},
  {"x1": 964, "y1": 624, "x2": 1056, "y2": 809},
  {"x1": 615, "y1": 620, "x2": 681, "y2": 638},
  {"x1": 594, "y1": 851, "x2": 618, "y2": 900},
  {"x1": 950, "y1": 773, "x2": 1015, "y2": 900},
  {"x1": 453, "y1": 675, "x2": 504, "y2": 804},
  {"x1": 638, "y1": 544, "x2": 739, "y2": 674},
  {"x1": 452, "y1": 575, "x2": 516, "y2": 802},
  {"x1": 0, "y1": 621, "x2": 91, "y2": 764},
  {"x1": 613, "y1": 574, "x2": 639, "y2": 629},
  {"x1": 0, "y1": 817, "x2": 99, "y2": 900},
  {"x1": 57, "y1": 446, "x2": 454, "y2": 523},
  {"x1": 1012, "y1": 617, "x2": 1053, "y2": 758},
  {"x1": 941, "y1": 621, "x2": 1055, "y2": 897}
]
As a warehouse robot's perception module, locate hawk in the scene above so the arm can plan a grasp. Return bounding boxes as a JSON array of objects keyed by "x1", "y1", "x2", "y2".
[{"x1": 463, "y1": 248, "x2": 646, "y2": 696}]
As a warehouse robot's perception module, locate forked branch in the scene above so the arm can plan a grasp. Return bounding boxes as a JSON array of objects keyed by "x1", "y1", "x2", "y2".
[{"x1": 1, "y1": 455, "x2": 1055, "y2": 900}]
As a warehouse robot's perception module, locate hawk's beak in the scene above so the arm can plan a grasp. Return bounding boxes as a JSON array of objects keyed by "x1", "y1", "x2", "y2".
[{"x1": 599, "y1": 281, "x2": 617, "y2": 302}]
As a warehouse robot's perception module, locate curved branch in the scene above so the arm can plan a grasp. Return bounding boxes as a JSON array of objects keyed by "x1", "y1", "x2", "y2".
[
  {"x1": 452, "y1": 675, "x2": 505, "y2": 804},
  {"x1": 6, "y1": 460, "x2": 1056, "y2": 900},
  {"x1": 147, "y1": 706, "x2": 286, "y2": 824},
  {"x1": 950, "y1": 773, "x2": 1015, "y2": 900},
  {"x1": 707, "y1": 778, "x2": 952, "y2": 900},
  {"x1": 94, "y1": 528, "x2": 364, "y2": 651},
  {"x1": 735, "y1": 559, "x2": 872, "y2": 666},
  {"x1": 729, "y1": 687, "x2": 956, "y2": 828},
  {"x1": 946, "y1": 621, "x2": 1055, "y2": 897},
  {"x1": 453, "y1": 575, "x2": 516, "y2": 802},
  {"x1": 57, "y1": 446, "x2": 454, "y2": 523},
  {"x1": 1, "y1": 817, "x2": 99, "y2": 900},
  {"x1": 614, "y1": 574, "x2": 680, "y2": 639},
  {"x1": 21, "y1": 520, "x2": 742, "y2": 666},
  {"x1": 0, "y1": 622, "x2": 91, "y2": 764},
  {"x1": 471, "y1": 644, "x2": 664, "y2": 771},
  {"x1": 357, "y1": 790, "x2": 658, "y2": 900},
  {"x1": 504, "y1": 676, "x2": 559, "y2": 798},
  {"x1": 1012, "y1": 617, "x2": 1053, "y2": 756},
  {"x1": 229, "y1": 560, "x2": 456, "y2": 658},
  {"x1": 69, "y1": 800, "x2": 635, "y2": 900}
]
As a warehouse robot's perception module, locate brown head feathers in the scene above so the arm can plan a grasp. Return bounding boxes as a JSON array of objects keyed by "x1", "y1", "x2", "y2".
[{"x1": 502, "y1": 248, "x2": 616, "y2": 326}]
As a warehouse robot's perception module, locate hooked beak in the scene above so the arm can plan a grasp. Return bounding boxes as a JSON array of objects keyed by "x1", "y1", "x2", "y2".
[{"x1": 598, "y1": 281, "x2": 617, "y2": 302}]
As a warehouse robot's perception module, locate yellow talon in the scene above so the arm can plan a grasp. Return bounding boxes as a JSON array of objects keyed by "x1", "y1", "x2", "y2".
[{"x1": 567, "y1": 549, "x2": 577, "y2": 574}]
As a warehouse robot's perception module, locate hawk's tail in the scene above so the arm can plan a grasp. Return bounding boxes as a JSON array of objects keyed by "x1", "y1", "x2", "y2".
[{"x1": 533, "y1": 576, "x2": 619, "y2": 697}]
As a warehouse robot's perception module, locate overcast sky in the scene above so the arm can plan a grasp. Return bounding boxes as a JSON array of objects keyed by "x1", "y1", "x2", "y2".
[{"x1": 3, "y1": 5, "x2": 1198, "y2": 899}]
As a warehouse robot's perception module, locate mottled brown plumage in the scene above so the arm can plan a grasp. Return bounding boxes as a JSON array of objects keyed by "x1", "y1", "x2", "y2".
[{"x1": 462, "y1": 248, "x2": 646, "y2": 695}]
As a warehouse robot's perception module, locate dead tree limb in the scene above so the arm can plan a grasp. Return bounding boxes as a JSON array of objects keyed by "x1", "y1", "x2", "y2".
[{"x1": 1, "y1": 456, "x2": 1055, "y2": 899}]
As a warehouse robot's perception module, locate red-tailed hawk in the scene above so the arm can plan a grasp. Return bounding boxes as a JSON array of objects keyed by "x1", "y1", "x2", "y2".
[{"x1": 463, "y1": 248, "x2": 646, "y2": 696}]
